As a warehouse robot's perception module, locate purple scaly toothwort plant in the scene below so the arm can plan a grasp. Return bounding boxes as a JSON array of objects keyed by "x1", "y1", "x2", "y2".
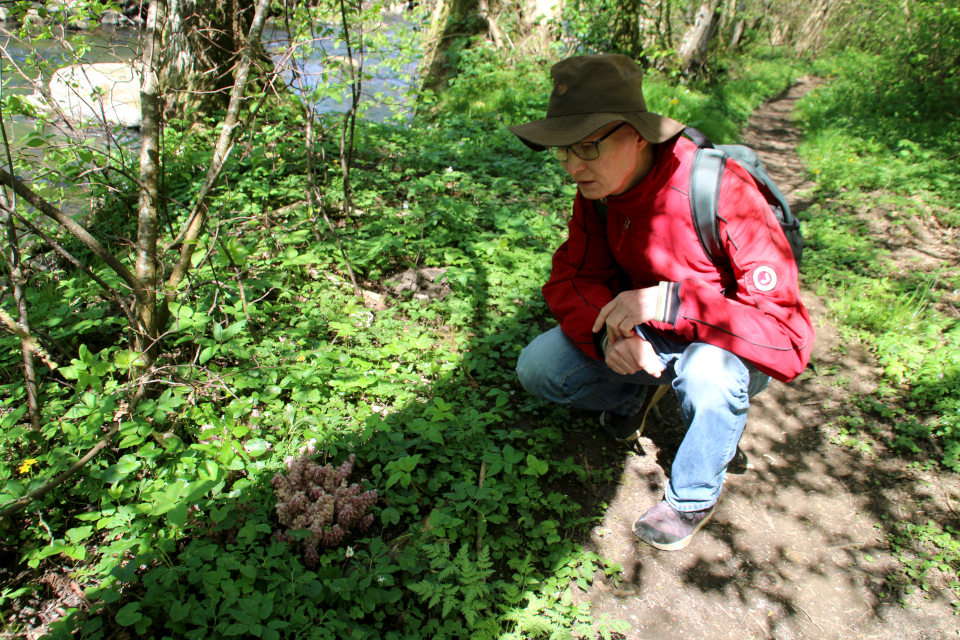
[{"x1": 271, "y1": 450, "x2": 377, "y2": 567}]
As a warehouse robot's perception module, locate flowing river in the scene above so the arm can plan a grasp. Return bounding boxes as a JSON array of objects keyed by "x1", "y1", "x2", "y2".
[
  {"x1": 0, "y1": 14, "x2": 418, "y2": 154},
  {"x1": 0, "y1": 14, "x2": 418, "y2": 220}
]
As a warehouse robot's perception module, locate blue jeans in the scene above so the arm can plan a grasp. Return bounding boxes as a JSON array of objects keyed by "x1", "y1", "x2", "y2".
[{"x1": 516, "y1": 325, "x2": 770, "y2": 512}]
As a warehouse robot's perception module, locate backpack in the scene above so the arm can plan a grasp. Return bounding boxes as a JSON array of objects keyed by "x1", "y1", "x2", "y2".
[
  {"x1": 591, "y1": 127, "x2": 803, "y2": 269},
  {"x1": 683, "y1": 126, "x2": 803, "y2": 269}
]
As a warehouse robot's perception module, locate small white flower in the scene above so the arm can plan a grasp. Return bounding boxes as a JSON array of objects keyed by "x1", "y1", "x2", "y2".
[
  {"x1": 345, "y1": 546, "x2": 354, "y2": 558},
  {"x1": 377, "y1": 575, "x2": 384, "y2": 584}
]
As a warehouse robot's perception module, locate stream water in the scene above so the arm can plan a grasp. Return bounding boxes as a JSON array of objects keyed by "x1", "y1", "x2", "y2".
[
  {"x1": 0, "y1": 15, "x2": 417, "y2": 217},
  {"x1": 0, "y1": 15, "x2": 418, "y2": 152}
]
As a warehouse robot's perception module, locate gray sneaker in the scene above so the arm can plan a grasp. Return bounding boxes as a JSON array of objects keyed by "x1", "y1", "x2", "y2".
[
  {"x1": 599, "y1": 384, "x2": 670, "y2": 442},
  {"x1": 632, "y1": 500, "x2": 714, "y2": 551}
]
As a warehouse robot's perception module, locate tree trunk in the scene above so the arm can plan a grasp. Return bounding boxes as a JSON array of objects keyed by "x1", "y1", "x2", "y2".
[
  {"x1": 135, "y1": 0, "x2": 163, "y2": 371},
  {"x1": 158, "y1": 0, "x2": 258, "y2": 120},
  {"x1": 729, "y1": 18, "x2": 744, "y2": 48},
  {"x1": 661, "y1": 0, "x2": 673, "y2": 57},
  {"x1": 610, "y1": 0, "x2": 643, "y2": 58},
  {"x1": 718, "y1": 0, "x2": 734, "y2": 33},
  {"x1": 419, "y1": 0, "x2": 565, "y2": 92},
  {"x1": 523, "y1": 0, "x2": 563, "y2": 53},
  {"x1": 419, "y1": 0, "x2": 482, "y2": 92},
  {"x1": 769, "y1": 19, "x2": 789, "y2": 46},
  {"x1": 677, "y1": 0, "x2": 722, "y2": 72},
  {"x1": 794, "y1": 0, "x2": 834, "y2": 56},
  {"x1": 0, "y1": 188, "x2": 41, "y2": 430}
]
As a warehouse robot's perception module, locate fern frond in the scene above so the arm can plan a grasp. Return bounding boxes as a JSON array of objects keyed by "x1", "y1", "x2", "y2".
[{"x1": 437, "y1": 564, "x2": 457, "y2": 581}]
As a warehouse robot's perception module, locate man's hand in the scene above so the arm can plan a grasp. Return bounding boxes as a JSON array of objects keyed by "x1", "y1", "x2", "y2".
[
  {"x1": 603, "y1": 332, "x2": 665, "y2": 377},
  {"x1": 592, "y1": 287, "x2": 659, "y2": 338}
]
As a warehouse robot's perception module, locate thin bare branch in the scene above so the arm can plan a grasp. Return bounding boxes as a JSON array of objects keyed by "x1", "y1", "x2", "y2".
[
  {"x1": 1, "y1": 67, "x2": 41, "y2": 428},
  {"x1": 0, "y1": 167, "x2": 146, "y2": 301},
  {"x1": 5, "y1": 206, "x2": 137, "y2": 327},
  {"x1": 158, "y1": 0, "x2": 273, "y2": 326},
  {"x1": 0, "y1": 303, "x2": 58, "y2": 371}
]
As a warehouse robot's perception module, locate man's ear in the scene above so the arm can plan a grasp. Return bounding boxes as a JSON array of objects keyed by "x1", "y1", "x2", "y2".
[{"x1": 635, "y1": 133, "x2": 650, "y2": 153}]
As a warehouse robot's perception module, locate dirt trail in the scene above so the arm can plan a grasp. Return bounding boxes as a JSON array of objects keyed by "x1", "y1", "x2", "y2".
[{"x1": 573, "y1": 79, "x2": 960, "y2": 640}]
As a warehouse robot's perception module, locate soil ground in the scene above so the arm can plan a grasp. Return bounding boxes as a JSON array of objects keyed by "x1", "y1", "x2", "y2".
[{"x1": 562, "y1": 79, "x2": 960, "y2": 640}]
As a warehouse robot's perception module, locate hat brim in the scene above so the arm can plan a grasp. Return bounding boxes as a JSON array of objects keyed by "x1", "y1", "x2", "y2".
[{"x1": 508, "y1": 111, "x2": 685, "y2": 151}]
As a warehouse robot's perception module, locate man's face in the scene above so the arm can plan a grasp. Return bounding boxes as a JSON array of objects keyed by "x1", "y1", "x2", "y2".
[{"x1": 561, "y1": 122, "x2": 648, "y2": 200}]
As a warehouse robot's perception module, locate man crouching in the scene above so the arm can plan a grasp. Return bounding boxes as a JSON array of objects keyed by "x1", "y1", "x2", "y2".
[{"x1": 510, "y1": 54, "x2": 814, "y2": 550}]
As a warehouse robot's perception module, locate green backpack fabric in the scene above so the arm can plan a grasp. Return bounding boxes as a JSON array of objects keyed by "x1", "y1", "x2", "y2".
[{"x1": 683, "y1": 126, "x2": 803, "y2": 269}]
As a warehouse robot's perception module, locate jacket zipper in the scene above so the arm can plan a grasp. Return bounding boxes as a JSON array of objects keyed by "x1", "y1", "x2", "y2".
[{"x1": 616, "y1": 216, "x2": 631, "y2": 254}]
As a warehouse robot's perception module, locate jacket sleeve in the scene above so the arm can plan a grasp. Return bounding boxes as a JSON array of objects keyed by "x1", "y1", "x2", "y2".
[
  {"x1": 653, "y1": 161, "x2": 815, "y2": 382},
  {"x1": 542, "y1": 195, "x2": 620, "y2": 360}
]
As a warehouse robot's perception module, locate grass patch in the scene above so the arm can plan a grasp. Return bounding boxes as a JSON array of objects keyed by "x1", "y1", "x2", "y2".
[
  {"x1": 796, "y1": 47, "x2": 960, "y2": 604},
  {"x1": 797, "y1": 49, "x2": 960, "y2": 471}
]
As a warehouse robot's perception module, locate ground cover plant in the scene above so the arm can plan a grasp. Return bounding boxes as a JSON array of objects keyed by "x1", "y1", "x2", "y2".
[
  {"x1": 0, "y1": 32, "x2": 810, "y2": 638},
  {"x1": 795, "y1": 38, "x2": 960, "y2": 602}
]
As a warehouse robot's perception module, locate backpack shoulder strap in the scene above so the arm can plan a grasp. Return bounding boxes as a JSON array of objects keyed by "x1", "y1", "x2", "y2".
[
  {"x1": 683, "y1": 126, "x2": 714, "y2": 150},
  {"x1": 690, "y1": 146, "x2": 727, "y2": 264}
]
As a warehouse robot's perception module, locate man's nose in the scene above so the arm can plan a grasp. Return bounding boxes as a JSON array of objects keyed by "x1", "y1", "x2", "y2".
[{"x1": 564, "y1": 154, "x2": 586, "y2": 175}]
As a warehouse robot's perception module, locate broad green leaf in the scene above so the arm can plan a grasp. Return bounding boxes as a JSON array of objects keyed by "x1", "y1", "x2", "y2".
[
  {"x1": 66, "y1": 526, "x2": 93, "y2": 543},
  {"x1": 221, "y1": 320, "x2": 247, "y2": 342},
  {"x1": 167, "y1": 502, "x2": 189, "y2": 528},
  {"x1": 199, "y1": 345, "x2": 217, "y2": 365},
  {"x1": 169, "y1": 599, "x2": 191, "y2": 622},
  {"x1": 244, "y1": 439, "x2": 269, "y2": 457},
  {"x1": 115, "y1": 602, "x2": 142, "y2": 626}
]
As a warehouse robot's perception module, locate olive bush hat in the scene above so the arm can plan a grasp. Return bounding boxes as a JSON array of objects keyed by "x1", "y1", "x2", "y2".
[{"x1": 508, "y1": 54, "x2": 685, "y2": 150}]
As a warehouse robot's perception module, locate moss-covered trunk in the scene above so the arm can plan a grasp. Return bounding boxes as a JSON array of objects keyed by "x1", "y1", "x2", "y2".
[{"x1": 158, "y1": 0, "x2": 261, "y2": 120}]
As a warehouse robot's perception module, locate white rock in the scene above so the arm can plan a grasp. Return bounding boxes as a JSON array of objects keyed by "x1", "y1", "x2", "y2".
[
  {"x1": 48, "y1": 62, "x2": 142, "y2": 128},
  {"x1": 99, "y1": 10, "x2": 123, "y2": 25}
]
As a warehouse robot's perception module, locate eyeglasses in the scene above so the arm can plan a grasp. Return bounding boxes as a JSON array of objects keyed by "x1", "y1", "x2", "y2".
[{"x1": 547, "y1": 122, "x2": 627, "y2": 162}]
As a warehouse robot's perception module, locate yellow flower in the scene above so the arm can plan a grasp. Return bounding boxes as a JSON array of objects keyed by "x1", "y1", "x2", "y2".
[
  {"x1": 813, "y1": 169, "x2": 821, "y2": 175},
  {"x1": 670, "y1": 98, "x2": 680, "y2": 106},
  {"x1": 19, "y1": 459, "x2": 37, "y2": 474}
]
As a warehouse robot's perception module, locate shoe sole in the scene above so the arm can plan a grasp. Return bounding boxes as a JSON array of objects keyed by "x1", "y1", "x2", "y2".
[
  {"x1": 621, "y1": 384, "x2": 671, "y2": 442},
  {"x1": 634, "y1": 509, "x2": 714, "y2": 551}
]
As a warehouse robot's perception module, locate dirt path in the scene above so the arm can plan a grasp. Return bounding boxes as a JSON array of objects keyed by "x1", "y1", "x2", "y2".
[{"x1": 572, "y1": 79, "x2": 960, "y2": 640}]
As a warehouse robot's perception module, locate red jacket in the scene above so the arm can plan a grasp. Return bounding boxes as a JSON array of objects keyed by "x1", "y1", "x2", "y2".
[{"x1": 543, "y1": 136, "x2": 814, "y2": 382}]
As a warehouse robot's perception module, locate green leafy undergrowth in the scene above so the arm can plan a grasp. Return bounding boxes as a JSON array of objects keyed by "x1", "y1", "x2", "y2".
[
  {"x1": 0, "y1": 64, "x2": 621, "y2": 640},
  {"x1": 888, "y1": 519, "x2": 960, "y2": 609},
  {"x1": 798, "y1": 50, "x2": 960, "y2": 223}
]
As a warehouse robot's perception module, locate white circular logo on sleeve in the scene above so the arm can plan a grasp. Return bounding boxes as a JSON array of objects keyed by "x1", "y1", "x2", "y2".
[{"x1": 753, "y1": 266, "x2": 778, "y2": 291}]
